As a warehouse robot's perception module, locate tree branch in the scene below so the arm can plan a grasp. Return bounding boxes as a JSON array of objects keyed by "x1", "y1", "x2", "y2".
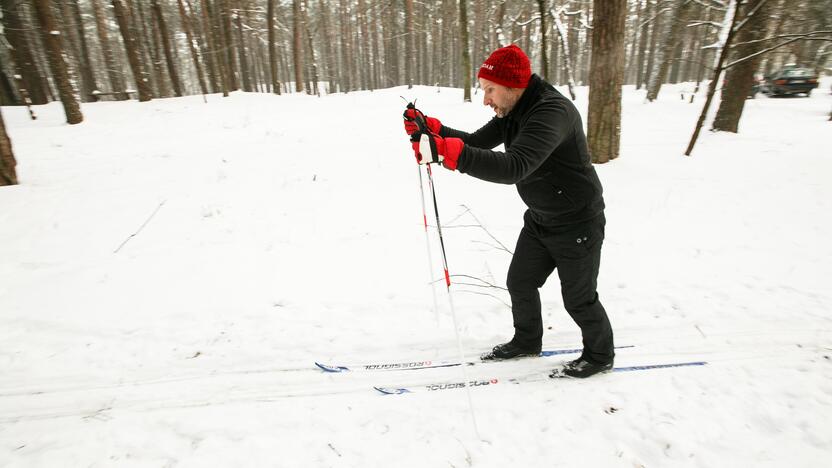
[
  {"x1": 724, "y1": 35, "x2": 832, "y2": 70},
  {"x1": 730, "y1": 30, "x2": 832, "y2": 48}
]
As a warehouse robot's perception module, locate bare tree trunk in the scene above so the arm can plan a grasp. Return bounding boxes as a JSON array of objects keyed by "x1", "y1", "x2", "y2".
[
  {"x1": 58, "y1": 0, "x2": 83, "y2": 95},
  {"x1": 420, "y1": 1, "x2": 429, "y2": 86},
  {"x1": 448, "y1": 0, "x2": 457, "y2": 87},
  {"x1": 405, "y1": 0, "x2": 414, "y2": 88},
  {"x1": 233, "y1": 2, "x2": 253, "y2": 92},
  {"x1": 338, "y1": 0, "x2": 351, "y2": 92},
  {"x1": 678, "y1": 21, "x2": 696, "y2": 82},
  {"x1": 370, "y1": 6, "x2": 381, "y2": 90},
  {"x1": 552, "y1": 7, "x2": 577, "y2": 100},
  {"x1": 220, "y1": 0, "x2": 238, "y2": 91},
  {"x1": 347, "y1": 0, "x2": 358, "y2": 88},
  {"x1": 0, "y1": 57, "x2": 19, "y2": 105},
  {"x1": 668, "y1": 39, "x2": 685, "y2": 83},
  {"x1": 176, "y1": 0, "x2": 208, "y2": 95},
  {"x1": 567, "y1": 7, "x2": 579, "y2": 83},
  {"x1": 32, "y1": 0, "x2": 83, "y2": 123},
  {"x1": 68, "y1": 0, "x2": 99, "y2": 102},
  {"x1": 1, "y1": 0, "x2": 49, "y2": 104},
  {"x1": 152, "y1": 0, "x2": 183, "y2": 96},
  {"x1": 459, "y1": 0, "x2": 472, "y2": 101},
  {"x1": 206, "y1": 0, "x2": 229, "y2": 95},
  {"x1": 647, "y1": 0, "x2": 695, "y2": 101},
  {"x1": 536, "y1": 0, "x2": 549, "y2": 81},
  {"x1": 112, "y1": 0, "x2": 153, "y2": 101},
  {"x1": 712, "y1": 0, "x2": 773, "y2": 133},
  {"x1": 357, "y1": 0, "x2": 372, "y2": 90},
  {"x1": 280, "y1": 39, "x2": 292, "y2": 94},
  {"x1": 473, "y1": 0, "x2": 487, "y2": 73},
  {"x1": 550, "y1": 11, "x2": 560, "y2": 85},
  {"x1": 200, "y1": 0, "x2": 224, "y2": 94},
  {"x1": 635, "y1": 0, "x2": 652, "y2": 89},
  {"x1": 192, "y1": 1, "x2": 213, "y2": 94},
  {"x1": 0, "y1": 108, "x2": 18, "y2": 186},
  {"x1": 302, "y1": 0, "x2": 319, "y2": 95},
  {"x1": 625, "y1": 0, "x2": 642, "y2": 85},
  {"x1": 292, "y1": 0, "x2": 304, "y2": 92},
  {"x1": 134, "y1": 0, "x2": 166, "y2": 97},
  {"x1": 644, "y1": 0, "x2": 665, "y2": 91},
  {"x1": 267, "y1": 0, "x2": 281, "y2": 94},
  {"x1": 685, "y1": 0, "x2": 741, "y2": 156},
  {"x1": 587, "y1": 0, "x2": 627, "y2": 163},
  {"x1": 688, "y1": 3, "x2": 714, "y2": 102},
  {"x1": 91, "y1": 0, "x2": 128, "y2": 99},
  {"x1": 494, "y1": 1, "x2": 507, "y2": 47},
  {"x1": 11, "y1": 73, "x2": 38, "y2": 119}
]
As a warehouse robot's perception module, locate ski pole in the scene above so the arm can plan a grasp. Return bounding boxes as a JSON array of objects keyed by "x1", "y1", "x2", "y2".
[
  {"x1": 404, "y1": 101, "x2": 481, "y2": 439},
  {"x1": 421, "y1": 133, "x2": 481, "y2": 440},
  {"x1": 404, "y1": 102, "x2": 440, "y2": 326},
  {"x1": 417, "y1": 166, "x2": 441, "y2": 327}
]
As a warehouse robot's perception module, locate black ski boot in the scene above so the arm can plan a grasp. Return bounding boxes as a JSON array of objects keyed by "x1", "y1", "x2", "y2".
[
  {"x1": 481, "y1": 341, "x2": 541, "y2": 361},
  {"x1": 550, "y1": 356, "x2": 613, "y2": 379}
]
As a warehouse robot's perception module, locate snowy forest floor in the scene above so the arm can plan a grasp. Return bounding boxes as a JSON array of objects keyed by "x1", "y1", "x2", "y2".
[{"x1": 1, "y1": 80, "x2": 831, "y2": 467}]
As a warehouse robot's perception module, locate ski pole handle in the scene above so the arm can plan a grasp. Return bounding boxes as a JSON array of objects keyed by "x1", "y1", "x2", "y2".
[{"x1": 404, "y1": 103, "x2": 429, "y2": 142}]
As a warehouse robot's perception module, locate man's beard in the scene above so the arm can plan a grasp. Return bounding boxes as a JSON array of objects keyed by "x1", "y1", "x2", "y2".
[{"x1": 493, "y1": 94, "x2": 520, "y2": 118}]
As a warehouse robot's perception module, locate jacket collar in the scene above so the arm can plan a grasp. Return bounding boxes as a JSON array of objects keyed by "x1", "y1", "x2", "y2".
[{"x1": 506, "y1": 74, "x2": 543, "y2": 122}]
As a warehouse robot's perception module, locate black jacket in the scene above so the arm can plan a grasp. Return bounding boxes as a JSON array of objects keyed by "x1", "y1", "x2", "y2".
[{"x1": 441, "y1": 74, "x2": 604, "y2": 228}]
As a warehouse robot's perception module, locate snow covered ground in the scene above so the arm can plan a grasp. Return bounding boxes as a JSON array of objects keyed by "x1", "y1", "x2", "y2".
[{"x1": 1, "y1": 79, "x2": 830, "y2": 467}]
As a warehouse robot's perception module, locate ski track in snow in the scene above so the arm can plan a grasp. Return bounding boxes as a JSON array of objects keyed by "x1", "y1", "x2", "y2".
[{"x1": 1, "y1": 81, "x2": 831, "y2": 467}]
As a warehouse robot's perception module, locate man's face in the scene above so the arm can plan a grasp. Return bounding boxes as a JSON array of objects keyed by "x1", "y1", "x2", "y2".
[{"x1": 479, "y1": 78, "x2": 522, "y2": 118}]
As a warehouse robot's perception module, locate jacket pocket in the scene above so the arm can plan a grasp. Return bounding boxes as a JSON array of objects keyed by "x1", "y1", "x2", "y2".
[{"x1": 517, "y1": 180, "x2": 577, "y2": 218}]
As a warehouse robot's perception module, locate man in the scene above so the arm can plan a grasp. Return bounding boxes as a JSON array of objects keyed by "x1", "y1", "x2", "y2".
[{"x1": 402, "y1": 45, "x2": 614, "y2": 378}]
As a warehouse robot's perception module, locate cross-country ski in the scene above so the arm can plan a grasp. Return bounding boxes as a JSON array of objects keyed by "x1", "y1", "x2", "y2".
[
  {"x1": 374, "y1": 361, "x2": 709, "y2": 395},
  {"x1": 315, "y1": 345, "x2": 635, "y2": 373}
]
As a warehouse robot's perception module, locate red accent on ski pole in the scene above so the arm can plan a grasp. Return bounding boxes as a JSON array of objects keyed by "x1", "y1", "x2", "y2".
[
  {"x1": 444, "y1": 269, "x2": 451, "y2": 287},
  {"x1": 424, "y1": 214, "x2": 428, "y2": 230}
]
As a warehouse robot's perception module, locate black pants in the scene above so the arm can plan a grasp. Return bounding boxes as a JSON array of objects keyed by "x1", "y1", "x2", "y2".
[{"x1": 506, "y1": 211, "x2": 614, "y2": 364}]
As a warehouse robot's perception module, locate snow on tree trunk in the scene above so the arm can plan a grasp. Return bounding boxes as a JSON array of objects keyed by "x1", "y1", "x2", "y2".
[
  {"x1": 551, "y1": 7, "x2": 577, "y2": 100},
  {"x1": 712, "y1": 0, "x2": 773, "y2": 133},
  {"x1": 685, "y1": 0, "x2": 741, "y2": 156}
]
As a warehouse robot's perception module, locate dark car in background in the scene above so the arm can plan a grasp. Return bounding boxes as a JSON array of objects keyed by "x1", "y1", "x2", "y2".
[{"x1": 761, "y1": 68, "x2": 820, "y2": 96}]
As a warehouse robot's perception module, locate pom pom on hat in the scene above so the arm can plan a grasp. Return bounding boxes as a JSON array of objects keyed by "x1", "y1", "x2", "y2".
[{"x1": 477, "y1": 44, "x2": 532, "y2": 89}]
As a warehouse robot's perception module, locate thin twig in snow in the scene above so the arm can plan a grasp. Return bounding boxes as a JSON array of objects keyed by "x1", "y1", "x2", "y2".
[
  {"x1": 459, "y1": 204, "x2": 514, "y2": 255},
  {"x1": 454, "y1": 290, "x2": 511, "y2": 309},
  {"x1": 113, "y1": 200, "x2": 167, "y2": 254},
  {"x1": 451, "y1": 274, "x2": 508, "y2": 291}
]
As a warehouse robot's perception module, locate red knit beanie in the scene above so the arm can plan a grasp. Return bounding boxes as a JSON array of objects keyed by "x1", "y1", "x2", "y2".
[{"x1": 477, "y1": 44, "x2": 532, "y2": 89}]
